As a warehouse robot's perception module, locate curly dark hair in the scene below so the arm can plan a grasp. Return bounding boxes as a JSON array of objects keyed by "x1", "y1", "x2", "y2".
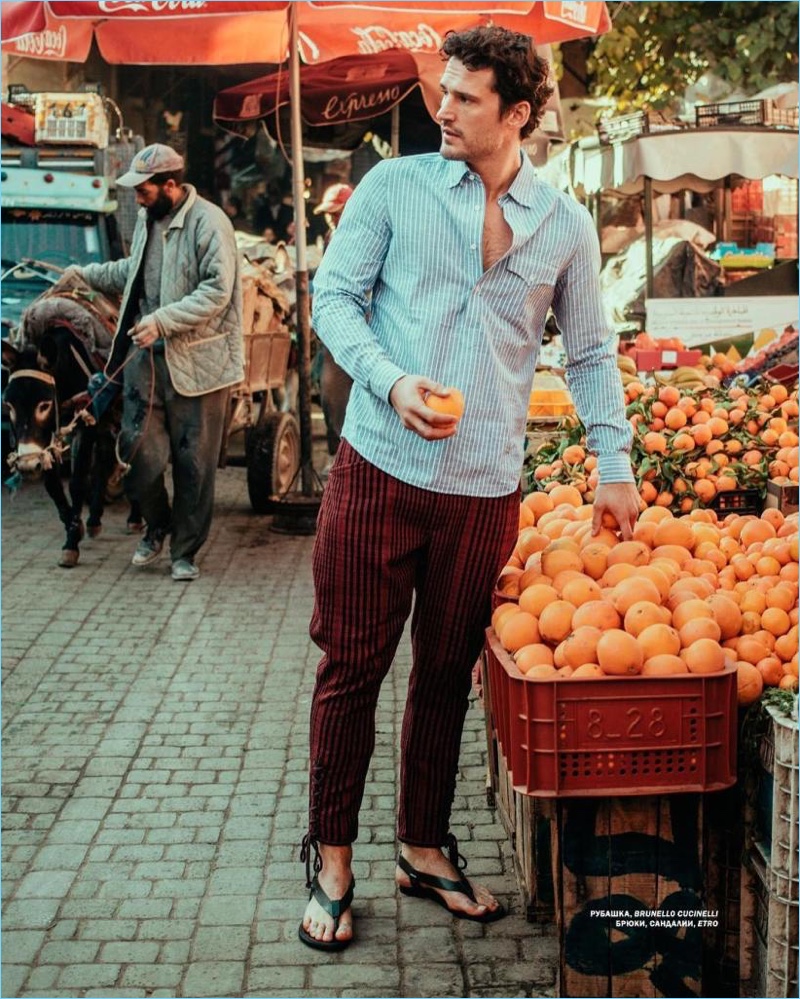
[{"x1": 441, "y1": 26, "x2": 553, "y2": 139}]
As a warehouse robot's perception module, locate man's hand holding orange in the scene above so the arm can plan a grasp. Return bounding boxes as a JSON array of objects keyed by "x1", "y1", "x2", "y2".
[{"x1": 389, "y1": 376, "x2": 464, "y2": 440}]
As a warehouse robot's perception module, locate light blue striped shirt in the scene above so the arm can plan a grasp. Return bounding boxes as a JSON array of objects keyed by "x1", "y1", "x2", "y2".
[{"x1": 312, "y1": 152, "x2": 634, "y2": 496}]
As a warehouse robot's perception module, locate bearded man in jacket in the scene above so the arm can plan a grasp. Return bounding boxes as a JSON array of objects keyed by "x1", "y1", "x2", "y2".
[{"x1": 78, "y1": 143, "x2": 244, "y2": 581}]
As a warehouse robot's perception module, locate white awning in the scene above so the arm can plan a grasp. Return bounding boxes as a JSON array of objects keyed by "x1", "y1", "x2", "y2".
[{"x1": 568, "y1": 128, "x2": 798, "y2": 195}]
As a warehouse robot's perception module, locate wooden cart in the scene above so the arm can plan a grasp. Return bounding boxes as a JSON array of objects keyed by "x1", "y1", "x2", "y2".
[
  {"x1": 219, "y1": 329, "x2": 301, "y2": 512},
  {"x1": 219, "y1": 257, "x2": 301, "y2": 513}
]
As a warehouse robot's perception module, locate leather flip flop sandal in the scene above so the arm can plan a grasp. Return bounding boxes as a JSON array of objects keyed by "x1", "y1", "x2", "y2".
[
  {"x1": 397, "y1": 834, "x2": 507, "y2": 924},
  {"x1": 298, "y1": 874, "x2": 355, "y2": 951}
]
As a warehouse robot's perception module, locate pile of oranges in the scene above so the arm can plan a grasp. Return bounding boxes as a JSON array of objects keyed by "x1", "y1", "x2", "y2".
[
  {"x1": 493, "y1": 484, "x2": 799, "y2": 707},
  {"x1": 526, "y1": 380, "x2": 798, "y2": 512}
]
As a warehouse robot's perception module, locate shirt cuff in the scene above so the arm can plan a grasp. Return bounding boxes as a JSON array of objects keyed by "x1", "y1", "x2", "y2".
[
  {"x1": 369, "y1": 359, "x2": 407, "y2": 404},
  {"x1": 597, "y1": 453, "x2": 636, "y2": 484}
]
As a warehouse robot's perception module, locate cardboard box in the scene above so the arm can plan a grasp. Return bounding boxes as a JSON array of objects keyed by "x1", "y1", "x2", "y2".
[{"x1": 765, "y1": 479, "x2": 798, "y2": 515}]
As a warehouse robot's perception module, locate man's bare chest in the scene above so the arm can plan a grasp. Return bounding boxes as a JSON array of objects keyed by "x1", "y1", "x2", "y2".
[{"x1": 482, "y1": 201, "x2": 513, "y2": 272}]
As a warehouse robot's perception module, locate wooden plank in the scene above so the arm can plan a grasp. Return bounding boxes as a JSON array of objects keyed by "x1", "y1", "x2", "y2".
[
  {"x1": 555, "y1": 796, "x2": 706, "y2": 998},
  {"x1": 516, "y1": 793, "x2": 556, "y2": 923},
  {"x1": 650, "y1": 796, "x2": 704, "y2": 998},
  {"x1": 492, "y1": 748, "x2": 556, "y2": 923},
  {"x1": 609, "y1": 796, "x2": 661, "y2": 998},
  {"x1": 740, "y1": 855, "x2": 769, "y2": 998},
  {"x1": 702, "y1": 785, "x2": 744, "y2": 996},
  {"x1": 557, "y1": 799, "x2": 612, "y2": 997},
  {"x1": 496, "y1": 748, "x2": 516, "y2": 840}
]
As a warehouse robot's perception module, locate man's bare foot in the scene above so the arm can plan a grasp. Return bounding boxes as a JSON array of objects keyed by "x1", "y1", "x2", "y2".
[
  {"x1": 396, "y1": 844, "x2": 503, "y2": 920},
  {"x1": 300, "y1": 843, "x2": 354, "y2": 947}
]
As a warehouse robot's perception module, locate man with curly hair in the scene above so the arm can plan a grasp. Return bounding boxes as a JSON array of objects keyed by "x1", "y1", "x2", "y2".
[{"x1": 299, "y1": 25, "x2": 638, "y2": 950}]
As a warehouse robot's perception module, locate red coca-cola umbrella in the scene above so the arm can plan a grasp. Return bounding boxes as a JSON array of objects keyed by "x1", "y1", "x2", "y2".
[
  {"x1": 1, "y1": 2, "x2": 46, "y2": 41},
  {"x1": 3, "y1": 2, "x2": 609, "y2": 65}
]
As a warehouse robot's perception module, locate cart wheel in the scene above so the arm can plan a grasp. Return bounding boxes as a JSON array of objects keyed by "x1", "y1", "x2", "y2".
[{"x1": 247, "y1": 412, "x2": 301, "y2": 513}]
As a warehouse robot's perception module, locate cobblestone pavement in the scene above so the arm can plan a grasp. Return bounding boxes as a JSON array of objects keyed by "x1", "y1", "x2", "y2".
[{"x1": 2, "y1": 462, "x2": 557, "y2": 999}]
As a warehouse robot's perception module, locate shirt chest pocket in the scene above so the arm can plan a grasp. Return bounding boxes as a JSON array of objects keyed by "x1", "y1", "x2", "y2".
[
  {"x1": 506, "y1": 255, "x2": 559, "y2": 292},
  {"x1": 484, "y1": 257, "x2": 559, "y2": 346}
]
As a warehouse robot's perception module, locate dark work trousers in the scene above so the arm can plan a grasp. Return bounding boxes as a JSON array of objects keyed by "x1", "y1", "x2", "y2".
[
  {"x1": 120, "y1": 348, "x2": 229, "y2": 563},
  {"x1": 319, "y1": 346, "x2": 353, "y2": 456},
  {"x1": 308, "y1": 440, "x2": 519, "y2": 846}
]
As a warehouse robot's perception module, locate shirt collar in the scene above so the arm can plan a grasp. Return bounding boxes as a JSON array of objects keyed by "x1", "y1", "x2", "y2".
[
  {"x1": 506, "y1": 153, "x2": 538, "y2": 208},
  {"x1": 443, "y1": 151, "x2": 537, "y2": 207},
  {"x1": 444, "y1": 158, "x2": 471, "y2": 188}
]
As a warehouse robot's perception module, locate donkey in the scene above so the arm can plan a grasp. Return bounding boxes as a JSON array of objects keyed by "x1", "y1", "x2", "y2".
[{"x1": 3, "y1": 330, "x2": 143, "y2": 567}]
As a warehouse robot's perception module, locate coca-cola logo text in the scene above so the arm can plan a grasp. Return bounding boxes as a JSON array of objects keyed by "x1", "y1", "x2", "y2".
[
  {"x1": 556, "y1": 1, "x2": 590, "y2": 25},
  {"x1": 352, "y1": 23, "x2": 442, "y2": 56},
  {"x1": 322, "y1": 86, "x2": 402, "y2": 123},
  {"x1": 14, "y1": 26, "x2": 67, "y2": 58},
  {"x1": 97, "y1": 1, "x2": 210, "y2": 12}
]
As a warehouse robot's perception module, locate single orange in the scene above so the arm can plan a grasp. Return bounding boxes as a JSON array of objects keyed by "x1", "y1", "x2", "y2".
[
  {"x1": 642, "y1": 654, "x2": 688, "y2": 676},
  {"x1": 425, "y1": 387, "x2": 464, "y2": 420}
]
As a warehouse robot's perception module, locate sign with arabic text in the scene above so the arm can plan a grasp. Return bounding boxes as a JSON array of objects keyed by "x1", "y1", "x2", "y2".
[{"x1": 646, "y1": 296, "x2": 799, "y2": 348}]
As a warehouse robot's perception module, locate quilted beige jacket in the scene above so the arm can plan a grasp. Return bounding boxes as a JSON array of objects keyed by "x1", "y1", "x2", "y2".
[{"x1": 82, "y1": 185, "x2": 244, "y2": 397}]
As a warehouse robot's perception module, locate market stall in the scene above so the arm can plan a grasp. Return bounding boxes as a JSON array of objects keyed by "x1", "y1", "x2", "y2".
[{"x1": 542, "y1": 108, "x2": 799, "y2": 301}]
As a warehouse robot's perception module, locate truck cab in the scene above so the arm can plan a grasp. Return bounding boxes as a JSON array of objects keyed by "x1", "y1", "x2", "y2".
[{"x1": 1, "y1": 88, "x2": 140, "y2": 335}]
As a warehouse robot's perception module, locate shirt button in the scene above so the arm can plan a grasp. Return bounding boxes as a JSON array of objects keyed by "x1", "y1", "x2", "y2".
[
  {"x1": 470, "y1": 244, "x2": 477, "y2": 250},
  {"x1": 474, "y1": 205, "x2": 480, "y2": 212}
]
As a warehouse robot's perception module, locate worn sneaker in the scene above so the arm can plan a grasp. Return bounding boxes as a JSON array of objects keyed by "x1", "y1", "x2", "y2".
[
  {"x1": 171, "y1": 558, "x2": 199, "y2": 581},
  {"x1": 131, "y1": 532, "x2": 165, "y2": 567}
]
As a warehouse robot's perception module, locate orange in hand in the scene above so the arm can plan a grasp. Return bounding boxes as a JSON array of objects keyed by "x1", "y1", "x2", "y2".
[{"x1": 425, "y1": 387, "x2": 465, "y2": 421}]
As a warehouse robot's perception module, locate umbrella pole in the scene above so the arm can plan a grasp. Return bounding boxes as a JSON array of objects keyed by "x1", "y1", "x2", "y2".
[
  {"x1": 270, "y1": 3, "x2": 320, "y2": 535},
  {"x1": 644, "y1": 176, "x2": 654, "y2": 300},
  {"x1": 288, "y1": 3, "x2": 314, "y2": 498},
  {"x1": 391, "y1": 105, "x2": 400, "y2": 157}
]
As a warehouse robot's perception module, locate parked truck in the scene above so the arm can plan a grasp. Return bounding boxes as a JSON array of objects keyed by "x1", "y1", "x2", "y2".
[{"x1": 1, "y1": 86, "x2": 142, "y2": 335}]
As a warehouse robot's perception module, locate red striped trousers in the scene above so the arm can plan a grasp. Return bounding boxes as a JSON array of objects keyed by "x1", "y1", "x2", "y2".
[{"x1": 308, "y1": 440, "x2": 519, "y2": 846}]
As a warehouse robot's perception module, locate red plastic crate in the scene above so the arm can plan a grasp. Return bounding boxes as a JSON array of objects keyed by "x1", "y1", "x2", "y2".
[
  {"x1": 484, "y1": 628, "x2": 737, "y2": 798},
  {"x1": 632, "y1": 348, "x2": 703, "y2": 371},
  {"x1": 765, "y1": 362, "x2": 799, "y2": 388}
]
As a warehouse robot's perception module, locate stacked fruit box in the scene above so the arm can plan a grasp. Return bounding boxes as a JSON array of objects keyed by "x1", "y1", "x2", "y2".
[{"x1": 741, "y1": 703, "x2": 799, "y2": 997}]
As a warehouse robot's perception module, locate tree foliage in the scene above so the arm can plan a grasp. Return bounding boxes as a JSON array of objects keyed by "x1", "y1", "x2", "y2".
[{"x1": 586, "y1": 1, "x2": 799, "y2": 113}]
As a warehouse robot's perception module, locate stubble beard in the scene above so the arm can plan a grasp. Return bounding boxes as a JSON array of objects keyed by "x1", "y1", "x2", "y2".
[{"x1": 439, "y1": 136, "x2": 466, "y2": 162}]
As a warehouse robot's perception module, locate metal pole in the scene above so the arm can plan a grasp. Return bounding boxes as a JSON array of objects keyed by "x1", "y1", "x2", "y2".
[
  {"x1": 288, "y1": 4, "x2": 314, "y2": 496},
  {"x1": 644, "y1": 176, "x2": 654, "y2": 300},
  {"x1": 391, "y1": 104, "x2": 400, "y2": 157},
  {"x1": 723, "y1": 176, "x2": 732, "y2": 243}
]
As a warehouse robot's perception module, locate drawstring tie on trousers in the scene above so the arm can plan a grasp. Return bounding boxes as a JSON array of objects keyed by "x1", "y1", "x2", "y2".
[
  {"x1": 445, "y1": 833, "x2": 468, "y2": 872},
  {"x1": 300, "y1": 831, "x2": 464, "y2": 889},
  {"x1": 300, "y1": 833, "x2": 322, "y2": 889}
]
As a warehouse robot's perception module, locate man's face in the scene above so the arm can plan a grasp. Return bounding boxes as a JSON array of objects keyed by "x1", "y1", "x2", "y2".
[
  {"x1": 134, "y1": 179, "x2": 176, "y2": 220},
  {"x1": 436, "y1": 57, "x2": 526, "y2": 165}
]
